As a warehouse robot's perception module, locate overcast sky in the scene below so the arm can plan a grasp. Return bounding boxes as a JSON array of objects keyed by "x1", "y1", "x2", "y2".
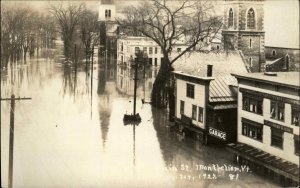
[{"x1": 1, "y1": 0, "x2": 299, "y2": 48}]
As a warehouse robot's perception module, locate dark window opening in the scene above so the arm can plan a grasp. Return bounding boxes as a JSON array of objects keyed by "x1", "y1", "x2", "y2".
[
  {"x1": 228, "y1": 8, "x2": 234, "y2": 27},
  {"x1": 180, "y1": 100, "x2": 185, "y2": 114},
  {"x1": 271, "y1": 129, "x2": 283, "y2": 149},
  {"x1": 198, "y1": 107, "x2": 203, "y2": 122},
  {"x1": 186, "y1": 83, "x2": 195, "y2": 99},
  {"x1": 192, "y1": 105, "x2": 197, "y2": 120},
  {"x1": 272, "y1": 50, "x2": 276, "y2": 56}
]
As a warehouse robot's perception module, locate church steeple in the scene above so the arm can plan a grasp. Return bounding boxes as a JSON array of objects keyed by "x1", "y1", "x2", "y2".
[{"x1": 222, "y1": 0, "x2": 265, "y2": 72}]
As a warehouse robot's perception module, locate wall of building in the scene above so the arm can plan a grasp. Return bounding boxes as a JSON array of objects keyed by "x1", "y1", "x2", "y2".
[
  {"x1": 237, "y1": 83, "x2": 299, "y2": 165},
  {"x1": 175, "y1": 79, "x2": 207, "y2": 130}
]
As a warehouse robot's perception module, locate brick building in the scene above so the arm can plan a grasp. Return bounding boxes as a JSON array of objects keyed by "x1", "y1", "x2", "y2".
[{"x1": 222, "y1": 0, "x2": 265, "y2": 72}]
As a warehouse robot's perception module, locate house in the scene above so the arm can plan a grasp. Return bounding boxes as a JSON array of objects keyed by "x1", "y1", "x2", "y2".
[
  {"x1": 172, "y1": 51, "x2": 248, "y2": 144},
  {"x1": 228, "y1": 71, "x2": 299, "y2": 186}
]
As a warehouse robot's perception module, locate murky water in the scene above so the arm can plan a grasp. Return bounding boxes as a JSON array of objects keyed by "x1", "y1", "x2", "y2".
[{"x1": 1, "y1": 47, "x2": 278, "y2": 188}]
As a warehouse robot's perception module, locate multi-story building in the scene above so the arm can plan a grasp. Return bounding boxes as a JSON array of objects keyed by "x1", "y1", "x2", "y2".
[
  {"x1": 173, "y1": 51, "x2": 248, "y2": 144},
  {"x1": 117, "y1": 36, "x2": 164, "y2": 67},
  {"x1": 228, "y1": 72, "x2": 299, "y2": 186},
  {"x1": 222, "y1": 0, "x2": 265, "y2": 72}
]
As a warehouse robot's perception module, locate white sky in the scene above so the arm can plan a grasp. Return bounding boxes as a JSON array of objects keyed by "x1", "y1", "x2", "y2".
[{"x1": 264, "y1": 0, "x2": 299, "y2": 48}]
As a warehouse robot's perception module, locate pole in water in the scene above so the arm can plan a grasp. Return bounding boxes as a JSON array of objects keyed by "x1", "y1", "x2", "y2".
[
  {"x1": 8, "y1": 94, "x2": 15, "y2": 188},
  {"x1": 133, "y1": 58, "x2": 138, "y2": 116}
]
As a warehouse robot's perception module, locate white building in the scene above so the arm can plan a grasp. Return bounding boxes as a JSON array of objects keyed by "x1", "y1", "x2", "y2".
[
  {"x1": 173, "y1": 51, "x2": 248, "y2": 144},
  {"x1": 229, "y1": 71, "x2": 299, "y2": 185},
  {"x1": 117, "y1": 36, "x2": 164, "y2": 67}
]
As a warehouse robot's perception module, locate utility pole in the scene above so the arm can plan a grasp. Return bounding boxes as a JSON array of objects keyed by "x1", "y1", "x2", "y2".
[
  {"x1": 133, "y1": 58, "x2": 138, "y2": 116},
  {"x1": 1, "y1": 94, "x2": 31, "y2": 188}
]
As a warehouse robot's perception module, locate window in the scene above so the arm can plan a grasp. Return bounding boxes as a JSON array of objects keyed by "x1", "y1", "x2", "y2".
[
  {"x1": 180, "y1": 100, "x2": 185, "y2": 114},
  {"x1": 135, "y1": 47, "x2": 140, "y2": 54},
  {"x1": 249, "y1": 38, "x2": 252, "y2": 48},
  {"x1": 271, "y1": 129, "x2": 283, "y2": 149},
  {"x1": 177, "y1": 48, "x2": 181, "y2": 52},
  {"x1": 295, "y1": 137, "x2": 299, "y2": 155},
  {"x1": 242, "y1": 95, "x2": 263, "y2": 115},
  {"x1": 270, "y1": 101, "x2": 285, "y2": 121},
  {"x1": 198, "y1": 107, "x2": 203, "y2": 122},
  {"x1": 105, "y1": 9, "x2": 111, "y2": 18},
  {"x1": 121, "y1": 43, "x2": 123, "y2": 52},
  {"x1": 186, "y1": 83, "x2": 195, "y2": 98},
  {"x1": 247, "y1": 8, "x2": 255, "y2": 29},
  {"x1": 242, "y1": 122, "x2": 263, "y2": 141},
  {"x1": 272, "y1": 50, "x2": 276, "y2": 56},
  {"x1": 249, "y1": 57, "x2": 253, "y2": 67},
  {"x1": 217, "y1": 45, "x2": 220, "y2": 50},
  {"x1": 149, "y1": 47, "x2": 153, "y2": 54},
  {"x1": 228, "y1": 8, "x2": 234, "y2": 27},
  {"x1": 292, "y1": 108, "x2": 300, "y2": 126},
  {"x1": 149, "y1": 58, "x2": 153, "y2": 65},
  {"x1": 143, "y1": 47, "x2": 147, "y2": 53},
  {"x1": 154, "y1": 58, "x2": 157, "y2": 66},
  {"x1": 192, "y1": 105, "x2": 197, "y2": 120},
  {"x1": 155, "y1": 47, "x2": 158, "y2": 54}
]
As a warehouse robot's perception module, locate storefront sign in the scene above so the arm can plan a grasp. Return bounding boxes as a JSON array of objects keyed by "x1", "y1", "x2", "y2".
[
  {"x1": 209, "y1": 127, "x2": 226, "y2": 141},
  {"x1": 264, "y1": 120, "x2": 293, "y2": 134}
]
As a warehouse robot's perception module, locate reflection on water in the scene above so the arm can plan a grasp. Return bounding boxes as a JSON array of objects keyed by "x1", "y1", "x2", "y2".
[{"x1": 1, "y1": 47, "x2": 278, "y2": 187}]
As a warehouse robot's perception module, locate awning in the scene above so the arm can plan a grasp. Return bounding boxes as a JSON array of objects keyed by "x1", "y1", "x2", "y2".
[
  {"x1": 207, "y1": 103, "x2": 237, "y2": 110},
  {"x1": 226, "y1": 142, "x2": 299, "y2": 182}
]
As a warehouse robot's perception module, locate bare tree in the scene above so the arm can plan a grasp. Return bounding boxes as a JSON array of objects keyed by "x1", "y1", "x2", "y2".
[
  {"x1": 79, "y1": 9, "x2": 99, "y2": 68},
  {"x1": 49, "y1": 3, "x2": 85, "y2": 59},
  {"x1": 118, "y1": 0, "x2": 222, "y2": 111}
]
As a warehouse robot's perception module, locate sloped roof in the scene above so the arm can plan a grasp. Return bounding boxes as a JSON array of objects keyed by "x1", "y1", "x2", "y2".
[{"x1": 172, "y1": 51, "x2": 248, "y2": 102}]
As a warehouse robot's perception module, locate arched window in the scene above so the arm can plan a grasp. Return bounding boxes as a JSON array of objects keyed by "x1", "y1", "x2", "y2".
[
  {"x1": 228, "y1": 8, "x2": 234, "y2": 27},
  {"x1": 284, "y1": 55, "x2": 290, "y2": 70},
  {"x1": 272, "y1": 50, "x2": 276, "y2": 56},
  {"x1": 249, "y1": 57, "x2": 253, "y2": 67},
  {"x1": 247, "y1": 8, "x2": 255, "y2": 29}
]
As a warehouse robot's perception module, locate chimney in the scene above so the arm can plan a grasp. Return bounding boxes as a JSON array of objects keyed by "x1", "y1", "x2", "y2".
[{"x1": 207, "y1": 64, "x2": 213, "y2": 77}]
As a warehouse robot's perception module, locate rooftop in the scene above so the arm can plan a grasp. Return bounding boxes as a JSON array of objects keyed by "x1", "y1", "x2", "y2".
[
  {"x1": 232, "y1": 72, "x2": 300, "y2": 89},
  {"x1": 173, "y1": 51, "x2": 248, "y2": 102}
]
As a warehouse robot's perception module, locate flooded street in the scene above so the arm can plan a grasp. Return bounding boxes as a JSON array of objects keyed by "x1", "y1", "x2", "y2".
[{"x1": 1, "y1": 47, "x2": 278, "y2": 188}]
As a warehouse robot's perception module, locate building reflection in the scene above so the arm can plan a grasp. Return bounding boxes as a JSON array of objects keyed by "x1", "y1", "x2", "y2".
[
  {"x1": 97, "y1": 65, "x2": 117, "y2": 148},
  {"x1": 116, "y1": 65, "x2": 158, "y2": 101}
]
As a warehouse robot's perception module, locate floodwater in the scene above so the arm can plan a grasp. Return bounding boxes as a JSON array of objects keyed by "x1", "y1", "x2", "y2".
[{"x1": 1, "y1": 47, "x2": 278, "y2": 188}]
